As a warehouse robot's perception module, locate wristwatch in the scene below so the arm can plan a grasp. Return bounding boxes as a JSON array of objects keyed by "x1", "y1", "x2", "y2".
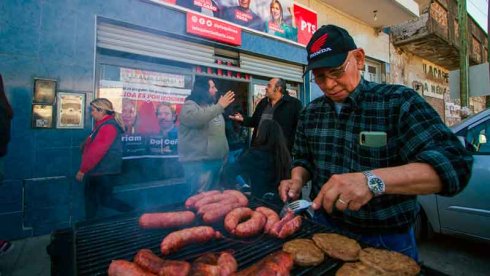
[{"x1": 362, "y1": 171, "x2": 385, "y2": 196}]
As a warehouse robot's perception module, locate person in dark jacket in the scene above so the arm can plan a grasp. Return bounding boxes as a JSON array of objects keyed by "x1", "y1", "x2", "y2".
[
  {"x1": 76, "y1": 98, "x2": 133, "y2": 219},
  {"x1": 0, "y1": 74, "x2": 14, "y2": 255},
  {"x1": 229, "y1": 77, "x2": 302, "y2": 152},
  {"x1": 0, "y1": 74, "x2": 13, "y2": 181},
  {"x1": 222, "y1": 119, "x2": 291, "y2": 200}
]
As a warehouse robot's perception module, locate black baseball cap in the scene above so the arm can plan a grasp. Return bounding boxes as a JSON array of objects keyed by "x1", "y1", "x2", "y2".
[{"x1": 305, "y1": 25, "x2": 357, "y2": 73}]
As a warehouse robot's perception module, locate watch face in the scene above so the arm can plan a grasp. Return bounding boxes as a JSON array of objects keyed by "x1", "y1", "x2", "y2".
[{"x1": 369, "y1": 178, "x2": 384, "y2": 194}]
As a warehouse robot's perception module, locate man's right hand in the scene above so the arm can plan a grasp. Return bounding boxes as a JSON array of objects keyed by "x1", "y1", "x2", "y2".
[
  {"x1": 218, "y1": 90, "x2": 235, "y2": 109},
  {"x1": 278, "y1": 178, "x2": 303, "y2": 202},
  {"x1": 228, "y1": 112, "x2": 244, "y2": 122}
]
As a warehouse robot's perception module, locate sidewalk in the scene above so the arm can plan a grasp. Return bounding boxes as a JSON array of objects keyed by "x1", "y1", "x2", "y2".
[{"x1": 0, "y1": 235, "x2": 50, "y2": 276}]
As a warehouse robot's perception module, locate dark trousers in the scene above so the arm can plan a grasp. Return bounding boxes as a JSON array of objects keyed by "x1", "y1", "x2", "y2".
[{"x1": 84, "y1": 174, "x2": 133, "y2": 219}]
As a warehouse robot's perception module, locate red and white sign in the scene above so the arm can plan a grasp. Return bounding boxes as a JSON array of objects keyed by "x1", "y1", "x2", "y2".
[
  {"x1": 294, "y1": 4, "x2": 318, "y2": 46},
  {"x1": 186, "y1": 12, "x2": 242, "y2": 46}
]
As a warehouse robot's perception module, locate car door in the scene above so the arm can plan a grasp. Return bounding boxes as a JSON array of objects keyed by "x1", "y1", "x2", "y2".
[{"x1": 437, "y1": 117, "x2": 490, "y2": 240}]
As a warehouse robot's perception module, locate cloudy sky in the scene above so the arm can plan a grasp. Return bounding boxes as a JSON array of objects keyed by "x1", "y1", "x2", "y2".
[{"x1": 468, "y1": 0, "x2": 488, "y2": 33}]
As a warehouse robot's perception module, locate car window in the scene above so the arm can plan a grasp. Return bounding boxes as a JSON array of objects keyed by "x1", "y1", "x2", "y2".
[{"x1": 466, "y1": 119, "x2": 490, "y2": 153}]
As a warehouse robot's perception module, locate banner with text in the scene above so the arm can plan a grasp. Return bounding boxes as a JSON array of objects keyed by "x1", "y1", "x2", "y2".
[
  {"x1": 99, "y1": 68, "x2": 192, "y2": 159},
  {"x1": 154, "y1": 0, "x2": 317, "y2": 45}
]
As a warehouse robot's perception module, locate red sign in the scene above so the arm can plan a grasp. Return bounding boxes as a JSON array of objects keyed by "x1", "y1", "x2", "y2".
[
  {"x1": 186, "y1": 12, "x2": 242, "y2": 46},
  {"x1": 294, "y1": 4, "x2": 318, "y2": 46}
]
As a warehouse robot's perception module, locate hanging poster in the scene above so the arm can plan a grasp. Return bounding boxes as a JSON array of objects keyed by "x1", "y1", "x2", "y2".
[
  {"x1": 99, "y1": 68, "x2": 192, "y2": 159},
  {"x1": 56, "y1": 92, "x2": 85, "y2": 129},
  {"x1": 32, "y1": 104, "x2": 53, "y2": 128},
  {"x1": 33, "y1": 78, "x2": 56, "y2": 104},
  {"x1": 150, "y1": 0, "x2": 317, "y2": 45}
]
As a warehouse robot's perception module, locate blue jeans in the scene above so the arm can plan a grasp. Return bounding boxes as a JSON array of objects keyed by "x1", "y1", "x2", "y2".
[
  {"x1": 313, "y1": 211, "x2": 419, "y2": 261},
  {"x1": 182, "y1": 159, "x2": 223, "y2": 195}
]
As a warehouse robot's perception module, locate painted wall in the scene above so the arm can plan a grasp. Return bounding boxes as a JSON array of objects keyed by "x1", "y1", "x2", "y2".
[
  {"x1": 390, "y1": 42, "x2": 487, "y2": 126},
  {"x1": 0, "y1": 0, "x2": 306, "y2": 240},
  {"x1": 296, "y1": 0, "x2": 390, "y2": 63}
]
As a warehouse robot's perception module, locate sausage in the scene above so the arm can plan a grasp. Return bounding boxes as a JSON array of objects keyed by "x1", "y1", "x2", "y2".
[
  {"x1": 191, "y1": 252, "x2": 219, "y2": 276},
  {"x1": 202, "y1": 202, "x2": 243, "y2": 224},
  {"x1": 160, "y1": 226, "x2": 222, "y2": 255},
  {"x1": 277, "y1": 215, "x2": 302, "y2": 239},
  {"x1": 222, "y1": 190, "x2": 249, "y2": 206},
  {"x1": 158, "y1": 260, "x2": 191, "y2": 276},
  {"x1": 191, "y1": 252, "x2": 237, "y2": 276},
  {"x1": 197, "y1": 197, "x2": 239, "y2": 215},
  {"x1": 234, "y1": 251, "x2": 293, "y2": 276},
  {"x1": 234, "y1": 211, "x2": 266, "y2": 238},
  {"x1": 224, "y1": 207, "x2": 266, "y2": 238},
  {"x1": 190, "y1": 263, "x2": 220, "y2": 276},
  {"x1": 133, "y1": 249, "x2": 191, "y2": 276},
  {"x1": 255, "y1": 207, "x2": 280, "y2": 234},
  {"x1": 138, "y1": 211, "x2": 195, "y2": 229},
  {"x1": 194, "y1": 193, "x2": 235, "y2": 210},
  {"x1": 224, "y1": 207, "x2": 253, "y2": 234},
  {"x1": 108, "y1": 259, "x2": 156, "y2": 276},
  {"x1": 217, "y1": 252, "x2": 238, "y2": 276},
  {"x1": 134, "y1": 249, "x2": 165, "y2": 274},
  {"x1": 268, "y1": 210, "x2": 295, "y2": 237},
  {"x1": 185, "y1": 190, "x2": 221, "y2": 209}
]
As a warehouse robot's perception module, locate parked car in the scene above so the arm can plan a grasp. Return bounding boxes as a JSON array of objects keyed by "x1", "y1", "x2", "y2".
[{"x1": 416, "y1": 108, "x2": 490, "y2": 242}]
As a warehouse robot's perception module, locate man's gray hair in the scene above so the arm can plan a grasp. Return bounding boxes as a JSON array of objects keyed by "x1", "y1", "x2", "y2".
[{"x1": 275, "y1": 78, "x2": 288, "y2": 95}]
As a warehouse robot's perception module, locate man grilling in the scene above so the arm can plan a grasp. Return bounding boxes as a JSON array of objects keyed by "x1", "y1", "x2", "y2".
[{"x1": 278, "y1": 25, "x2": 473, "y2": 260}]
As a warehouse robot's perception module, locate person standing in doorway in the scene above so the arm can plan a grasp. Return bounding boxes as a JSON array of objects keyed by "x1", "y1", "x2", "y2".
[
  {"x1": 179, "y1": 78, "x2": 235, "y2": 195},
  {"x1": 76, "y1": 98, "x2": 133, "y2": 219},
  {"x1": 229, "y1": 77, "x2": 302, "y2": 152}
]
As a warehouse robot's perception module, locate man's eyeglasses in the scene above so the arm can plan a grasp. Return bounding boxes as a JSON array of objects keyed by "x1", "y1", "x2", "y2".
[{"x1": 311, "y1": 60, "x2": 351, "y2": 84}]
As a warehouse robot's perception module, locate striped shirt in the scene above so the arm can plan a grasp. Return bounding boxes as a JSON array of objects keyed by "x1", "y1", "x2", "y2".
[{"x1": 292, "y1": 78, "x2": 473, "y2": 233}]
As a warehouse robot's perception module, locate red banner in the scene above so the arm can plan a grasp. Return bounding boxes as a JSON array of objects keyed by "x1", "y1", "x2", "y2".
[
  {"x1": 186, "y1": 12, "x2": 242, "y2": 46},
  {"x1": 294, "y1": 4, "x2": 318, "y2": 46}
]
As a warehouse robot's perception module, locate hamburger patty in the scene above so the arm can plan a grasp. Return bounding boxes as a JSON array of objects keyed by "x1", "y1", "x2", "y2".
[
  {"x1": 282, "y1": 239, "x2": 324, "y2": 266},
  {"x1": 312, "y1": 233, "x2": 361, "y2": 261},
  {"x1": 359, "y1": 247, "x2": 420, "y2": 275},
  {"x1": 336, "y1": 262, "x2": 383, "y2": 276}
]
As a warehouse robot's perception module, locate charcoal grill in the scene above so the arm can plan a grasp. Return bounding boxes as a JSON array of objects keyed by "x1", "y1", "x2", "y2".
[{"x1": 49, "y1": 197, "x2": 445, "y2": 276}]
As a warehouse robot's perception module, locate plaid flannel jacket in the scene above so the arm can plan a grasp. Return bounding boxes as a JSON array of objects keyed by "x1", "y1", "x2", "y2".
[{"x1": 292, "y1": 78, "x2": 473, "y2": 233}]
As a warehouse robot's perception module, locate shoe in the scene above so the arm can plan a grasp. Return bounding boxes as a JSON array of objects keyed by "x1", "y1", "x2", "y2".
[{"x1": 0, "y1": 240, "x2": 14, "y2": 256}]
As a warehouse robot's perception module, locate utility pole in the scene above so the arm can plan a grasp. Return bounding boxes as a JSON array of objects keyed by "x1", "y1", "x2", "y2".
[{"x1": 458, "y1": 0, "x2": 469, "y2": 110}]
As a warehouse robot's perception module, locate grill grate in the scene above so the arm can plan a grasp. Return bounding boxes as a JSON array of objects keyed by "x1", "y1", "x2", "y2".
[
  {"x1": 74, "y1": 198, "x2": 345, "y2": 275},
  {"x1": 68, "y1": 198, "x2": 437, "y2": 276}
]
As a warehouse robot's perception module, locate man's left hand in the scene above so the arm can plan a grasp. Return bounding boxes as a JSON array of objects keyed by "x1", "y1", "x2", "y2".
[{"x1": 312, "y1": 172, "x2": 372, "y2": 213}]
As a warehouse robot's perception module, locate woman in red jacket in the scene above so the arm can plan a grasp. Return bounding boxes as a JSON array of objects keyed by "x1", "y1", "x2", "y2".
[{"x1": 76, "y1": 98, "x2": 132, "y2": 219}]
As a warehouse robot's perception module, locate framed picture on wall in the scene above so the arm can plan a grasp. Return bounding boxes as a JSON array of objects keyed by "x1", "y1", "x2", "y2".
[
  {"x1": 31, "y1": 104, "x2": 53, "y2": 128},
  {"x1": 33, "y1": 78, "x2": 56, "y2": 104},
  {"x1": 56, "y1": 92, "x2": 85, "y2": 129}
]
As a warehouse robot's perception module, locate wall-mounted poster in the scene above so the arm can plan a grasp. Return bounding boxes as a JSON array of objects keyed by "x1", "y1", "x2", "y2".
[
  {"x1": 252, "y1": 84, "x2": 266, "y2": 112},
  {"x1": 33, "y1": 78, "x2": 56, "y2": 104},
  {"x1": 151, "y1": 0, "x2": 317, "y2": 45},
  {"x1": 56, "y1": 92, "x2": 85, "y2": 129},
  {"x1": 32, "y1": 104, "x2": 53, "y2": 128},
  {"x1": 98, "y1": 67, "x2": 192, "y2": 159}
]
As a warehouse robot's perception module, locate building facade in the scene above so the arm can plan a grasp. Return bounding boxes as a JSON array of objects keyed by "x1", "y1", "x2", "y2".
[{"x1": 6, "y1": 0, "x2": 480, "y2": 240}]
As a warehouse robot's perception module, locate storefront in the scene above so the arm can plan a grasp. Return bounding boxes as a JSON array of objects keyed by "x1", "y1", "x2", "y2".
[{"x1": 0, "y1": 0, "x2": 315, "y2": 239}]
